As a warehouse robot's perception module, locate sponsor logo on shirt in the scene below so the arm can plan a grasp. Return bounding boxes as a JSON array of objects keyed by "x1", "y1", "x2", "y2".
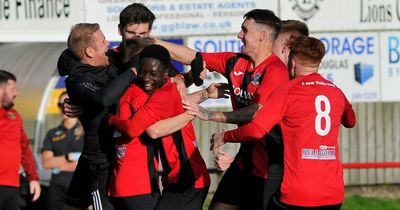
[
  {"x1": 7, "y1": 112, "x2": 15, "y2": 120},
  {"x1": 251, "y1": 73, "x2": 261, "y2": 85},
  {"x1": 82, "y1": 82, "x2": 101, "y2": 92},
  {"x1": 301, "y1": 80, "x2": 337, "y2": 88},
  {"x1": 233, "y1": 87, "x2": 253, "y2": 106},
  {"x1": 301, "y1": 145, "x2": 336, "y2": 160},
  {"x1": 116, "y1": 144, "x2": 126, "y2": 158},
  {"x1": 233, "y1": 71, "x2": 244, "y2": 76}
]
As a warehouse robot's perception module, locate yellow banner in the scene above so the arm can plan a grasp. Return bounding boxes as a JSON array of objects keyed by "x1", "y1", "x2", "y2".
[{"x1": 46, "y1": 89, "x2": 66, "y2": 114}]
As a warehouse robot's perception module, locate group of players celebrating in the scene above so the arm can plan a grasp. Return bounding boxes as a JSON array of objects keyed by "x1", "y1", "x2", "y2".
[{"x1": 58, "y1": 3, "x2": 356, "y2": 210}]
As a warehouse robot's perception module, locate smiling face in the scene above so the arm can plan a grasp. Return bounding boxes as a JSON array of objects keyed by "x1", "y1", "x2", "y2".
[
  {"x1": 137, "y1": 57, "x2": 168, "y2": 94},
  {"x1": 237, "y1": 18, "x2": 261, "y2": 58},
  {"x1": 90, "y1": 29, "x2": 110, "y2": 66}
]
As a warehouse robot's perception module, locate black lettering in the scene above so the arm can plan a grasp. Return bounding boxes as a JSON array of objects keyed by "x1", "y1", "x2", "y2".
[
  {"x1": 397, "y1": 0, "x2": 400, "y2": 21},
  {"x1": 38, "y1": 0, "x2": 44, "y2": 18},
  {"x1": 14, "y1": 0, "x2": 22, "y2": 19},
  {"x1": 360, "y1": 0, "x2": 366, "y2": 22},
  {"x1": 55, "y1": 0, "x2": 61, "y2": 17},
  {"x1": 378, "y1": 5, "x2": 385, "y2": 21},
  {"x1": 30, "y1": 0, "x2": 38, "y2": 18},
  {"x1": 3, "y1": 0, "x2": 11, "y2": 19},
  {"x1": 360, "y1": 0, "x2": 392, "y2": 23},
  {"x1": 371, "y1": 4, "x2": 378, "y2": 22},
  {"x1": 387, "y1": 4, "x2": 392, "y2": 21},
  {"x1": 64, "y1": 0, "x2": 69, "y2": 17}
]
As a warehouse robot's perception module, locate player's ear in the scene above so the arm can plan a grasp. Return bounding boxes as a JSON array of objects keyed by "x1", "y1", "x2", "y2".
[
  {"x1": 85, "y1": 47, "x2": 94, "y2": 58},
  {"x1": 164, "y1": 67, "x2": 169, "y2": 78},
  {"x1": 259, "y1": 30, "x2": 267, "y2": 41},
  {"x1": 118, "y1": 24, "x2": 123, "y2": 36}
]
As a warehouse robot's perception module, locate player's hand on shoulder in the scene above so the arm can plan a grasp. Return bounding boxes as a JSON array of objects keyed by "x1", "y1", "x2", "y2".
[{"x1": 171, "y1": 75, "x2": 187, "y2": 98}]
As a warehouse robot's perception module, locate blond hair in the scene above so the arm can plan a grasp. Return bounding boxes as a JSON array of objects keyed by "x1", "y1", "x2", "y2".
[{"x1": 67, "y1": 23, "x2": 100, "y2": 60}]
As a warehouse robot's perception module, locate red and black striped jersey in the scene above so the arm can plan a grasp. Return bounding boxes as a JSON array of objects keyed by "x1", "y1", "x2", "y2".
[
  {"x1": 109, "y1": 84, "x2": 159, "y2": 197},
  {"x1": 109, "y1": 79, "x2": 210, "y2": 189},
  {"x1": 201, "y1": 52, "x2": 289, "y2": 178}
]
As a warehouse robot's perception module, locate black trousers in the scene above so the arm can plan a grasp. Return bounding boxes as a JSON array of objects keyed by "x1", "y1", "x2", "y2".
[{"x1": 0, "y1": 185, "x2": 19, "y2": 210}]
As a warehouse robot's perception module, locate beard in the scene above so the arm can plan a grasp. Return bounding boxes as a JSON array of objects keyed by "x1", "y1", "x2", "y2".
[
  {"x1": 2, "y1": 96, "x2": 15, "y2": 110},
  {"x1": 2, "y1": 101, "x2": 14, "y2": 110}
]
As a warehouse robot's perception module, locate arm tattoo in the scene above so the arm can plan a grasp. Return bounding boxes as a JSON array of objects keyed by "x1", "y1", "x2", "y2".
[
  {"x1": 200, "y1": 107, "x2": 213, "y2": 121},
  {"x1": 198, "y1": 91, "x2": 208, "y2": 103},
  {"x1": 224, "y1": 103, "x2": 260, "y2": 124},
  {"x1": 205, "y1": 111, "x2": 214, "y2": 121}
]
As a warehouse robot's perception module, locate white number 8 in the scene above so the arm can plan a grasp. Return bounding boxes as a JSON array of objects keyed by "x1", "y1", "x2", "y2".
[{"x1": 315, "y1": 95, "x2": 331, "y2": 136}]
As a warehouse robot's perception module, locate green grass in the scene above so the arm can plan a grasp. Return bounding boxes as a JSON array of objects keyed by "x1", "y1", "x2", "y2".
[
  {"x1": 202, "y1": 195, "x2": 400, "y2": 210},
  {"x1": 342, "y1": 195, "x2": 400, "y2": 210}
]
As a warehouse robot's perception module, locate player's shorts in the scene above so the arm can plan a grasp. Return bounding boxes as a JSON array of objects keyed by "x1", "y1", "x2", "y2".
[
  {"x1": 0, "y1": 186, "x2": 19, "y2": 210},
  {"x1": 210, "y1": 163, "x2": 265, "y2": 210},
  {"x1": 65, "y1": 155, "x2": 114, "y2": 210},
  {"x1": 110, "y1": 192, "x2": 160, "y2": 210},
  {"x1": 269, "y1": 196, "x2": 342, "y2": 210},
  {"x1": 155, "y1": 186, "x2": 209, "y2": 210},
  {"x1": 46, "y1": 182, "x2": 68, "y2": 210}
]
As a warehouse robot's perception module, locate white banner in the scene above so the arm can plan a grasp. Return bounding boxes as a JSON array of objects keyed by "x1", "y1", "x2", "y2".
[
  {"x1": 85, "y1": 0, "x2": 278, "y2": 41},
  {"x1": 0, "y1": 0, "x2": 85, "y2": 42},
  {"x1": 314, "y1": 32, "x2": 381, "y2": 102},
  {"x1": 380, "y1": 32, "x2": 400, "y2": 101},
  {"x1": 281, "y1": 0, "x2": 400, "y2": 32}
]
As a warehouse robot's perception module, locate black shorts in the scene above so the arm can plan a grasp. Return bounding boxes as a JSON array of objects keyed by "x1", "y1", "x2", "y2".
[
  {"x1": 110, "y1": 192, "x2": 160, "y2": 210},
  {"x1": 211, "y1": 163, "x2": 265, "y2": 210},
  {"x1": 46, "y1": 183, "x2": 68, "y2": 210},
  {"x1": 156, "y1": 187, "x2": 209, "y2": 210},
  {"x1": 269, "y1": 196, "x2": 342, "y2": 210},
  {"x1": 0, "y1": 186, "x2": 19, "y2": 210},
  {"x1": 65, "y1": 156, "x2": 114, "y2": 210}
]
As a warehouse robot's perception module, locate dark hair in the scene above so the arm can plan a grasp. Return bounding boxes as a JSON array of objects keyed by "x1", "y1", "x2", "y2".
[
  {"x1": 287, "y1": 35, "x2": 325, "y2": 66},
  {"x1": 244, "y1": 9, "x2": 281, "y2": 40},
  {"x1": 67, "y1": 23, "x2": 100, "y2": 60},
  {"x1": 139, "y1": 44, "x2": 170, "y2": 67},
  {"x1": 119, "y1": 3, "x2": 156, "y2": 30},
  {"x1": 0, "y1": 70, "x2": 16, "y2": 85},
  {"x1": 281, "y1": 20, "x2": 309, "y2": 36}
]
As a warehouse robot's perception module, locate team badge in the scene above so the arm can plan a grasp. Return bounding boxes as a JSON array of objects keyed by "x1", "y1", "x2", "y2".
[
  {"x1": 116, "y1": 144, "x2": 126, "y2": 158},
  {"x1": 7, "y1": 112, "x2": 15, "y2": 120},
  {"x1": 290, "y1": 0, "x2": 322, "y2": 21},
  {"x1": 251, "y1": 73, "x2": 261, "y2": 85}
]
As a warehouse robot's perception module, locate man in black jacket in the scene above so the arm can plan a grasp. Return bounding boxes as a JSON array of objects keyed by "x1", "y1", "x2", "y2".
[{"x1": 59, "y1": 23, "x2": 136, "y2": 210}]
